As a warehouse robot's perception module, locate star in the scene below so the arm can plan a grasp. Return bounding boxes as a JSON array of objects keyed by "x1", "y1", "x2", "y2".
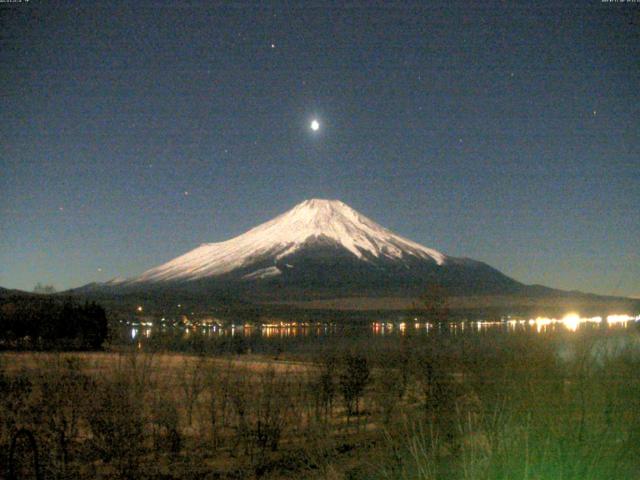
[
  {"x1": 310, "y1": 119, "x2": 320, "y2": 131},
  {"x1": 184, "y1": 191, "x2": 189, "y2": 196}
]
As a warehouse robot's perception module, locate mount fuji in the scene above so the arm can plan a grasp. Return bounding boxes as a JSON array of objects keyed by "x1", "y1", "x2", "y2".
[
  {"x1": 84, "y1": 199, "x2": 526, "y2": 300},
  {"x1": 135, "y1": 198, "x2": 447, "y2": 283}
]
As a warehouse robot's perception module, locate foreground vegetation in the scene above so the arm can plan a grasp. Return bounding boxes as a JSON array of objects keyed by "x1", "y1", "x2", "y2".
[{"x1": 1, "y1": 327, "x2": 639, "y2": 479}]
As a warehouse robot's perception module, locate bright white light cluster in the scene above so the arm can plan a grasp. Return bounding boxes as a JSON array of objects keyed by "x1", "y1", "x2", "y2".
[
  {"x1": 370, "y1": 314, "x2": 640, "y2": 336},
  {"x1": 521, "y1": 313, "x2": 639, "y2": 332},
  {"x1": 606, "y1": 314, "x2": 638, "y2": 324}
]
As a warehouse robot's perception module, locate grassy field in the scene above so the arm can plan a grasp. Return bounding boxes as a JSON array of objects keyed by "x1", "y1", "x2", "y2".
[{"x1": 1, "y1": 327, "x2": 639, "y2": 479}]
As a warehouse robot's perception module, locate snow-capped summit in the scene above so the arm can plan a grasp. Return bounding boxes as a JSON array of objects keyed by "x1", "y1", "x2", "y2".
[{"x1": 132, "y1": 199, "x2": 447, "y2": 283}]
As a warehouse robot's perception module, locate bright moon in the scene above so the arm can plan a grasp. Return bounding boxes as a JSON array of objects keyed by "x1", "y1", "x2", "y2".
[{"x1": 310, "y1": 119, "x2": 320, "y2": 131}]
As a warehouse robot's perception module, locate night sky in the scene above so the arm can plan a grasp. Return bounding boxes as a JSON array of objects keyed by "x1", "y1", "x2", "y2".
[{"x1": 1, "y1": 1, "x2": 638, "y2": 297}]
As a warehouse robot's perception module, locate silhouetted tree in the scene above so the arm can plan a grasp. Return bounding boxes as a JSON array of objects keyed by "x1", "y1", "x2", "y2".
[
  {"x1": 33, "y1": 283, "x2": 56, "y2": 294},
  {"x1": 0, "y1": 298, "x2": 108, "y2": 350}
]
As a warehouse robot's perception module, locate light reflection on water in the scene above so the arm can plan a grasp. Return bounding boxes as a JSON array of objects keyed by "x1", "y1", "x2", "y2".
[
  {"x1": 126, "y1": 314, "x2": 639, "y2": 342},
  {"x1": 375, "y1": 314, "x2": 639, "y2": 336}
]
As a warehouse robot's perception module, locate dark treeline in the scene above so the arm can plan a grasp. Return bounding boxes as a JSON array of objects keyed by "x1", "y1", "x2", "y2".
[{"x1": 0, "y1": 296, "x2": 108, "y2": 350}]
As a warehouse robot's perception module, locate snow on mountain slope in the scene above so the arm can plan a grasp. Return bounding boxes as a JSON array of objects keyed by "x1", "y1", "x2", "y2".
[{"x1": 131, "y1": 199, "x2": 447, "y2": 283}]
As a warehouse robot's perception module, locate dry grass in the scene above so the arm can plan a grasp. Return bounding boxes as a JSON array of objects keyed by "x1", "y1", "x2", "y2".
[{"x1": 1, "y1": 328, "x2": 639, "y2": 479}]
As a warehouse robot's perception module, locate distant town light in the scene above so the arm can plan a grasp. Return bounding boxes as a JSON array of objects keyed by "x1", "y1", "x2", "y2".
[
  {"x1": 136, "y1": 306, "x2": 143, "y2": 312},
  {"x1": 607, "y1": 314, "x2": 634, "y2": 324},
  {"x1": 562, "y1": 313, "x2": 580, "y2": 332}
]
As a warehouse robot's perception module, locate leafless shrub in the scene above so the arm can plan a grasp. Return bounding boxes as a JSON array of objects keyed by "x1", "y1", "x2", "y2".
[
  {"x1": 374, "y1": 367, "x2": 407, "y2": 426},
  {"x1": 227, "y1": 370, "x2": 252, "y2": 458},
  {"x1": 226, "y1": 365, "x2": 294, "y2": 472},
  {"x1": 253, "y1": 367, "x2": 291, "y2": 455},
  {"x1": 86, "y1": 353, "x2": 154, "y2": 478},
  {"x1": 35, "y1": 356, "x2": 94, "y2": 477},
  {"x1": 420, "y1": 348, "x2": 460, "y2": 442},
  {"x1": 179, "y1": 355, "x2": 207, "y2": 427},
  {"x1": 151, "y1": 395, "x2": 181, "y2": 458},
  {"x1": 0, "y1": 368, "x2": 34, "y2": 446},
  {"x1": 203, "y1": 358, "x2": 230, "y2": 450},
  {"x1": 310, "y1": 355, "x2": 336, "y2": 424},
  {"x1": 338, "y1": 353, "x2": 370, "y2": 430},
  {"x1": 88, "y1": 372, "x2": 146, "y2": 478}
]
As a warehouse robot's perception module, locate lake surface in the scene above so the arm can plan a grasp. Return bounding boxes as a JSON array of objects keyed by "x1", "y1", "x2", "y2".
[{"x1": 121, "y1": 313, "x2": 640, "y2": 352}]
